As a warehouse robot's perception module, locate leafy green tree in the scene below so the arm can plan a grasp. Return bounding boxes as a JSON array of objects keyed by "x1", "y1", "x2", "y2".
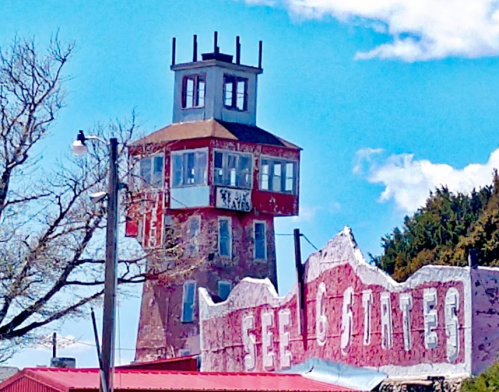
[
  {"x1": 372, "y1": 173, "x2": 499, "y2": 281},
  {"x1": 461, "y1": 363, "x2": 499, "y2": 392}
]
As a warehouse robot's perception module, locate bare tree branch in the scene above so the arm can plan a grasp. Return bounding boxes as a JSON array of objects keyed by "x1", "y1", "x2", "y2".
[{"x1": 0, "y1": 35, "x2": 202, "y2": 362}]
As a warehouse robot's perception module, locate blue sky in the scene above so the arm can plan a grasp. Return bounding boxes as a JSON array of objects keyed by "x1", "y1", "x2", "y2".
[{"x1": 3, "y1": 0, "x2": 499, "y2": 368}]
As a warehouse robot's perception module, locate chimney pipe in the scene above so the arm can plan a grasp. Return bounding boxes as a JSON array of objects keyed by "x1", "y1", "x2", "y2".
[{"x1": 214, "y1": 31, "x2": 219, "y2": 54}]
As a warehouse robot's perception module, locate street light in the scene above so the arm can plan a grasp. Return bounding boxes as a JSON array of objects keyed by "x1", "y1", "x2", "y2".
[{"x1": 72, "y1": 130, "x2": 119, "y2": 392}]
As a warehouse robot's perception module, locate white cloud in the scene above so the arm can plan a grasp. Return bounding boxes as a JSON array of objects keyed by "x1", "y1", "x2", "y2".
[
  {"x1": 246, "y1": 0, "x2": 276, "y2": 4},
  {"x1": 291, "y1": 202, "x2": 341, "y2": 222},
  {"x1": 357, "y1": 147, "x2": 499, "y2": 213},
  {"x1": 353, "y1": 147, "x2": 384, "y2": 174},
  {"x1": 247, "y1": 0, "x2": 499, "y2": 61}
]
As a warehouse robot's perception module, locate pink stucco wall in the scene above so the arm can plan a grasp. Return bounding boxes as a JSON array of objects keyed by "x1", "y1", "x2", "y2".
[{"x1": 199, "y1": 227, "x2": 499, "y2": 379}]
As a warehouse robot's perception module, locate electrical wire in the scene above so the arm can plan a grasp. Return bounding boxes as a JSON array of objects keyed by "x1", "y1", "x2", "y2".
[
  {"x1": 301, "y1": 233, "x2": 318, "y2": 251},
  {"x1": 276, "y1": 231, "x2": 319, "y2": 251}
]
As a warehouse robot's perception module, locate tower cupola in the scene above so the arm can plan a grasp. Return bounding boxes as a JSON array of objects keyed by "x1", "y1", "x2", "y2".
[{"x1": 171, "y1": 32, "x2": 263, "y2": 126}]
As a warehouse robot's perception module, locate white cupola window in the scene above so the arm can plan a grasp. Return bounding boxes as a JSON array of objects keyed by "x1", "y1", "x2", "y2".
[
  {"x1": 224, "y1": 75, "x2": 248, "y2": 111},
  {"x1": 182, "y1": 74, "x2": 206, "y2": 109}
]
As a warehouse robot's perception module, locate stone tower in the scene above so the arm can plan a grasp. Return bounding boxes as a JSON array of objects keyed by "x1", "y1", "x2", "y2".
[{"x1": 126, "y1": 33, "x2": 301, "y2": 361}]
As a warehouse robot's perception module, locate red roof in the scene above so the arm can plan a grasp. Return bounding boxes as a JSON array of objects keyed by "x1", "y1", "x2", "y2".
[{"x1": 0, "y1": 368, "x2": 359, "y2": 392}]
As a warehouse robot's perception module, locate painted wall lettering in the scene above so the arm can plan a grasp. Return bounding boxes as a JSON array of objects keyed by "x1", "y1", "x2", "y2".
[
  {"x1": 424, "y1": 288, "x2": 438, "y2": 350},
  {"x1": 278, "y1": 309, "x2": 292, "y2": 369},
  {"x1": 362, "y1": 290, "x2": 372, "y2": 346},
  {"x1": 242, "y1": 314, "x2": 256, "y2": 371},
  {"x1": 316, "y1": 282, "x2": 328, "y2": 346},
  {"x1": 341, "y1": 287, "x2": 354, "y2": 355},
  {"x1": 380, "y1": 292, "x2": 393, "y2": 349},
  {"x1": 399, "y1": 293, "x2": 413, "y2": 352},
  {"x1": 199, "y1": 229, "x2": 476, "y2": 379},
  {"x1": 445, "y1": 288, "x2": 460, "y2": 362},
  {"x1": 262, "y1": 311, "x2": 275, "y2": 370}
]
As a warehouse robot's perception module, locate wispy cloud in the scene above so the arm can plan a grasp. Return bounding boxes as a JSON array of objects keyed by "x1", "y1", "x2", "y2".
[
  {"x1": 291, "y1": 202, "x2": 341, "y2": 222},
  {"x1": 356, "y1": 147, "x2": 499, "y2": 213},
  {"x1": 241, "y1": 0, "x2": 499, "y2": 61},
  {"x1": 353, "y1": 147, "x2": 384, "y2": 174},
  {"x1": 244, "y1": 0, "x2": 276, "y2": 4}
]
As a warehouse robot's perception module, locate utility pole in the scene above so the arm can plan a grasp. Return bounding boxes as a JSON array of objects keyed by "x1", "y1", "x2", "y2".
[
  {"x1": 293, "y1": 228, "x2": 306, "y2": 340},
  {"x1": 101, "y1": 138, "x2": 119, "y2": 392},
  {"x1": 52, "y1": 332, "x2": 57, "y2": 359}
]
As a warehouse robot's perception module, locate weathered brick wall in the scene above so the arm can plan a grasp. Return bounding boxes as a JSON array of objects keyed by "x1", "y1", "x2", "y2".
[
  {"x1": 199, "y1": 228, "x2": 488, "y2": 379},
  {"x1": 135, "y1": 209, "x2": 277, "y2": 361}
]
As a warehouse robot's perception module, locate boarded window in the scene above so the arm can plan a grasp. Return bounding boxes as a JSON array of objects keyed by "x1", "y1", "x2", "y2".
[
  {"x1": 218, "y1": 281, "x2": 232, "y2": 301},
  {"x1": 218, "y1": 217, "x2": 232, "y2": 257},
  {"x1": 181, "y1": 280, "x2": 196, "y2": 322},
  {"x1": 254, "y1": 222, "x2": 266, "y2": 260}
]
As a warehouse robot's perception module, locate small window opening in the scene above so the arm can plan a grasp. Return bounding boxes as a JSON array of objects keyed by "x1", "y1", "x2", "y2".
[
  {"x1": 181, "y1": 281, "x2": 196, "y2": 322},
  {"x1": 218, "y1": 217, "x2": 232, "y2": 257},
  {"x1": 254, "y1": 222, "x2": 266, "y2": 260},
  {"x1": 182, "y1": 74, "x2": 206, "y2": 109},
  {"x1": 224, "y1": 75, "x2": 248, "y2": 111},
  {"x1": 186, "y1": 216, "x2": 201, "y2": 257},
  {"x1": 218, "y1": 281, "x2": 232, "y2": 301}
]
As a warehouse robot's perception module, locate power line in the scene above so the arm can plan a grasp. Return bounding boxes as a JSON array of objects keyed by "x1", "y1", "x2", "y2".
[
  {"x1": 301, "y1": 233, "x2": 318, "y2": 251},
  {"x1": 276, "y1": 231, "x2": 319, "y2": 251}
]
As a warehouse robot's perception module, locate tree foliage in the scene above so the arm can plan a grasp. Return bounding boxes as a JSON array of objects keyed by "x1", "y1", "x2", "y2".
[
  {"x1": 372, "y1": 172, "x2": 499, "y2": 281},
  {"x1": 460, "y1": 363, "x2": 499, "y2": 392},
  {"x1": 0, "y1": 36, "x2": 188, "y2": 360}
]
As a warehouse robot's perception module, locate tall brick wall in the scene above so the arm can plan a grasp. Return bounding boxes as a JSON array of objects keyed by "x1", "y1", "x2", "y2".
[{"x1": 135, "y1": 209, "x2": 277, "y2": 361}]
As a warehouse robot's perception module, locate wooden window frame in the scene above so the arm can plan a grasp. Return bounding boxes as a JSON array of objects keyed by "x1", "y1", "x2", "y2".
[
  {"x1": 223, "y1": 74, "x2": 248, "y2": 111},
  {"x1": 213, "y1": 149, "x2": 253, "y2": 189},
  {"x1": 182, "y1": 74, "x2": 206, "y2": 109},
  {"x1": 170, "y1": 148, "x2": 208, "y2": 188},
  {"x1": 218, "y1": 217, "x2": 232, "y2": 258},
  {"x1": 259, "y1": 156, "x2": 298, "y2": 194}
]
